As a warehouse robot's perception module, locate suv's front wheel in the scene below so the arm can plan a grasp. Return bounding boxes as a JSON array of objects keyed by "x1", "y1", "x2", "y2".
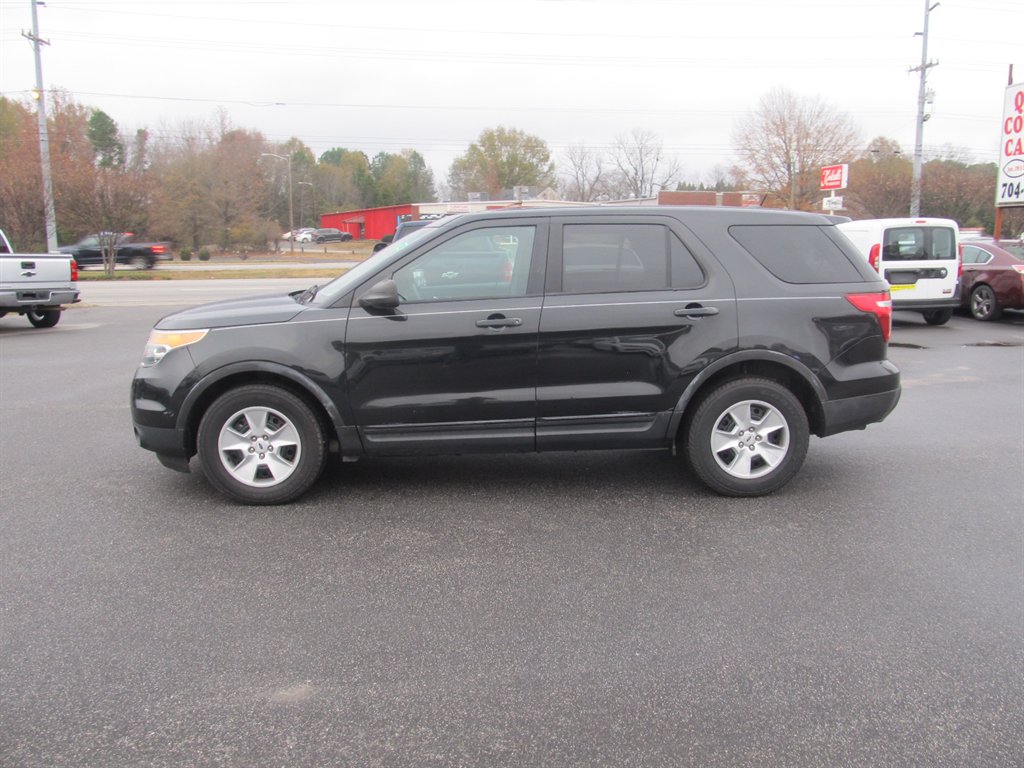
[
  {"x1": 197, "y1": 385, "x2": 326, "y2": 504},
  {"x1": 684, "y1": 378, "x2": 809, "y2": 497}
]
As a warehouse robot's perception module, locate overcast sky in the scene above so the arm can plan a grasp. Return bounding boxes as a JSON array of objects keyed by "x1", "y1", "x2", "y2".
[{"x1": 1, "y1": 0, "x2": 1021, "y2": 186}]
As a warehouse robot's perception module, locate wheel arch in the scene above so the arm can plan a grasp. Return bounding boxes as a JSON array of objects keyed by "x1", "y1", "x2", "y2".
[
  {"x1": 177, "y1": 362, "x2": 355, "y2": 458},
  {"x1": 669, "y1": 351, "x2": 828, "y2": 440}
]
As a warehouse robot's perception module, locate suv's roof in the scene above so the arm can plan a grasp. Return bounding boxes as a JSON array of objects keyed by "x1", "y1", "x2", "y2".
[
  {"x1": 839, "y1": 217, "x2": 959, "y2": 228},
  {"x1": 438, "y1": 205, "x2": 847, "y2": 228}
]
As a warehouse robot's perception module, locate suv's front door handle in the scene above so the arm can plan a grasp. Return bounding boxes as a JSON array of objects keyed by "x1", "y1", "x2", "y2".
[
  {"x1": 674, "y1": 305, "x2": 719, "y2": 318},
  {"x1": 476, "y1": 316, "x2": 523, "y2": 328}
]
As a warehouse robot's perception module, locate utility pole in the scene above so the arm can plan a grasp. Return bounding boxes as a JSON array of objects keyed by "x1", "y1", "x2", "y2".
[
  {"x1": 22, "y1": 0, "x2": 59, "y2": 252},
  {"x1": 909, "y1": 0, "x2": 939, "y2": 217}
]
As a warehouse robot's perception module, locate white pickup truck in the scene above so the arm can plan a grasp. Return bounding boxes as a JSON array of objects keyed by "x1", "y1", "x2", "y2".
[{"x1": 0, "y1": 228, "x2": 80, "y2": 328}]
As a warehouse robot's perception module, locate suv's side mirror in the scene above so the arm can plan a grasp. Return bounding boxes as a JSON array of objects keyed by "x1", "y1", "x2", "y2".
[{"x1": 359, "y1": 279, "x2": 400, "y2": 310}]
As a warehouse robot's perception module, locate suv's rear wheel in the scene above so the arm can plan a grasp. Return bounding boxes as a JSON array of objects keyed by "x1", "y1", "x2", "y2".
[
  {"x1": 197, "y1": 385, "x2": 326, "y2": 505},
  {"x1": 685, "y1": 378, "x2": 809, "y2": 497}
]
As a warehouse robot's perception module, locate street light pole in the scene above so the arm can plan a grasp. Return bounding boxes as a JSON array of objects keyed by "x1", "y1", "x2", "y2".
[{"x1": 261, "y1": 152, "x2": 294, "y2": 253}]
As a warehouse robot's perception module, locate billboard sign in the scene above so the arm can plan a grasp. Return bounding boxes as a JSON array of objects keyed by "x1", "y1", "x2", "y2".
[
  {"x1": 997, "y1": 83, "x2": 1024, "y2": 207},
  {"x1": 820, "y1": 164, "x2": 848, "y2": 191}
]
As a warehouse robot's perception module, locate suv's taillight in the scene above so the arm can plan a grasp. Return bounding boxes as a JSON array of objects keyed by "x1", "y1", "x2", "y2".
[
  {"x1": 868, "y1": 243, "x2": 881, "y2": 272},
  {"x1": 70, "y1": 258, "x2": 78, "y2": 282},
  {"x1": 846, "y1": 291, "x2": 892, "y2": 342}
]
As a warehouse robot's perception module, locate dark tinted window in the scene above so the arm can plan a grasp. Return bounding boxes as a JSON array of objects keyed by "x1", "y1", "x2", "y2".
[
  {"x1": 729, "y1": 225, "x2": 865, "y2": 284},
  {"x1": 962, "y1": 245, "x2": 991, "y2": 265},
  {"x1": 882, "y1": 226, "x2": 956, "y2": 260},
  {"x1": 671, "y1": 235, "x2": 704, "y2": 288},
  {"x1": 561, "y1": 224, "x2": 704, "y2": 293}
]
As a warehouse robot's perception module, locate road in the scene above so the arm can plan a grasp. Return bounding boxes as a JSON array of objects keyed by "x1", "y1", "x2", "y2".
[{"x1": 1, "y1": 289, "x2": 1022, "y2": 767}]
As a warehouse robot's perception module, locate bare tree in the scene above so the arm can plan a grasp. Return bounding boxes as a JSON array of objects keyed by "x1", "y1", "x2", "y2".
[
  {"x1": 733, "y1": 87, "x2": 860, "y2": 210},
  {"x1": 845, "y1": 137, "x2": 912, "y2": 219},
  {"x1": 560, "y1": 143, "x2": 607, "y2": 202},
  {"x1": 608, "y1": 129, "x2": 681, "y2": 199}
]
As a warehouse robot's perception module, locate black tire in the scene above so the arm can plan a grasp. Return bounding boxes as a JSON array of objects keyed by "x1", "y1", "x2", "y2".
[
  {"x1": 197, "y1": 384, "x2": 326, "y2": 505},
  {"x1": 130, "y1": 255, "x2": 151, "y2": 270},
  {"x1": 684, "y1": 377, "x2": 809, "y2": 497},
  {"x1": 922, "y1": 308, "x2": 953, "y2": 326},
  {"x1": 26, "y1": 309, "x2": 61, "y2": 328},
  {"x1": 969, "y1": 285, "x2": 1002, "y2": 321}
]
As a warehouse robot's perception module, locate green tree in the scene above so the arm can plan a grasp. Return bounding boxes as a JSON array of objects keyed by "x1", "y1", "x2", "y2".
[
  {"x1": 448, "y1": 127, "x2": 554, "y2": 200},
  {"x1": 315, "y1": 148, "x2": 373, "y2": 212},
  {"x1": 370, "y1": 150, "x2": 437, "y2": 206},
  {"x1": 87, "y1": 109, "x2": 124, "y2": 168}
]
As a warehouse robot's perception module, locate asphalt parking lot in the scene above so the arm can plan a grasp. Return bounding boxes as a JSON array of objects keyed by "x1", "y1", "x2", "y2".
[{"x1": 1, "y1": 293, "x2": 1022, "y2": 767}]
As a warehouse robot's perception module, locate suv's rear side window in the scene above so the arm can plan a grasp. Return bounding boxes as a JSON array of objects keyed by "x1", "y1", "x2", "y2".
[
  {"x1": 560, "y1": 223, "x2": 704, "y2": 293},
  {"x1": 730, "y1": 224, "x2": 866, "y2": 284}
]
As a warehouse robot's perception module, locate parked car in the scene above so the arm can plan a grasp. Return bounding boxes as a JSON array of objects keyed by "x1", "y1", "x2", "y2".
[
  {"x1": 131, "y1": 206, "x2": 900, "y2": 505},
  {"x1": 282, "y1": 228, "x2": 315, "y2": 241},
  {"x1": 837, "y1": 218, "x2": 961, "y2": 325},
  {"x1": 373, "y1": 219, "x2": 434, "y2": 252},
  {"x1": 313, "y1": 228, "x2": 352, "y2": 243},
  {"x1": 960, "y1": 240, "x2": 1024, "y2": 320},
  {"x1": 0, "y1": 227, "x2": 79, "y2": 328}
]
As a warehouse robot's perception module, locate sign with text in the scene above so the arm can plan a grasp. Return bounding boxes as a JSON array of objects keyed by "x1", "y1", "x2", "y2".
[
  {"x1": 997, "y1": 83, "x2": 1024, "y2": 208},
  {"x1": 822, "y1": 196, "x2": 844, "y2": 211},
  {"x1": 820, "y1": 164, "x2": 849, "y2": 191}
]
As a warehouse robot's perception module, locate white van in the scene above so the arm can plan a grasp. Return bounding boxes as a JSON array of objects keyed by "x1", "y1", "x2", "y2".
[{"x1": 837, "y1": 218, "x2": 961, "y2": 325}]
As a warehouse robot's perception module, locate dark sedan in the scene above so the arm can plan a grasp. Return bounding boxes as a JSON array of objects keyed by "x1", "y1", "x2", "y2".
[
  {"x1": 960, "y1": 241, "x2": 1024, "y2": 320},
  {"x1": 313, "y1": 228, "x2": 352, "y2": 243}
]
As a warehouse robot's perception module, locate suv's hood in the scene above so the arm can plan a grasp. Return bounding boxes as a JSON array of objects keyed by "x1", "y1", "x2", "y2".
[{"x1": 156, "y1": 291, "x2": 306, "y2": 330}]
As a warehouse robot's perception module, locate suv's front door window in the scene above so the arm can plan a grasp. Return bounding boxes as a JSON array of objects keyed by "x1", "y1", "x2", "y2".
[{"x1": 392, "y1": 226, "x2": 536, "y2": 302}]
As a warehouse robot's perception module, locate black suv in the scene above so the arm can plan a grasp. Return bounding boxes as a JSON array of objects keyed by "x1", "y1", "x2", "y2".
[
  {"x1": 132, "y1": 207, "x2": 900, "y2": 504},
  {"x1": 313, "y1": 228, "x2": 352, "y2": 243}
]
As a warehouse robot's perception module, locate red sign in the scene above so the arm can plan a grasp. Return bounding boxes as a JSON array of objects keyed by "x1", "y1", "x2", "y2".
[{"x1": 820, "y1": 164, "x2": 848, "y2": 191}]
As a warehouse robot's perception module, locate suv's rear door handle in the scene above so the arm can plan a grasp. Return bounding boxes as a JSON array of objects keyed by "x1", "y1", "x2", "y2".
[
  {"x1": 674, "y1": 305, "x2": 719, "y2": 318},
  {"x1": 476, "y1": 316, "x2": 523, "y2": 328}
]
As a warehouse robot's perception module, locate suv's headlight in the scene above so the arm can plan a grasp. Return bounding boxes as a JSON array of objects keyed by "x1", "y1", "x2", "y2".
[{"x1": 140, "y1": 329, "x2": 208, "y2": 367}]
